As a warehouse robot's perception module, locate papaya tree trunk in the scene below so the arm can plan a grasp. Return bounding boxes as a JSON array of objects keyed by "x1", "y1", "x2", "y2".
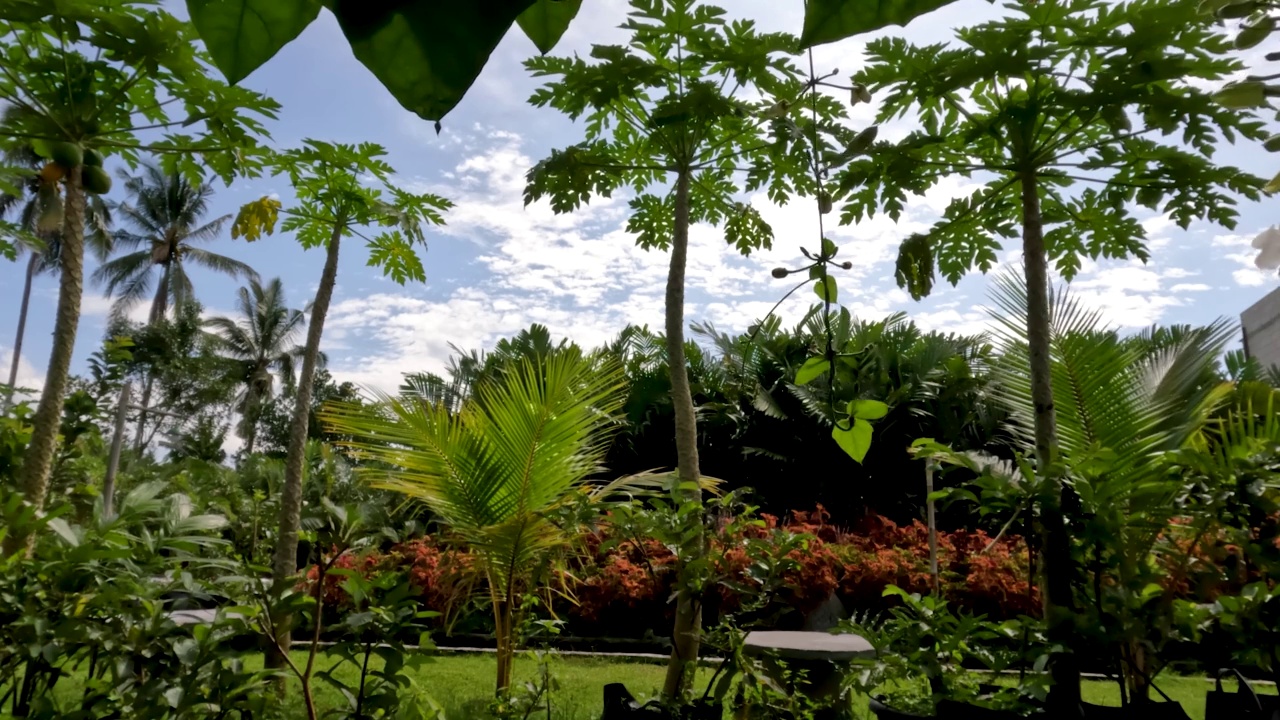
[
  {"x1": 269, "y1": 225, "x2": 342, "y2": 672},
  {"x1": 4, "y1": 170, "x2": 85, "y2": 556},
  {"x1": 661, "y1": 166, "x2": 704, "y2": 701},
  {"x1": 2, "y1": 252, "x2": 38, "y2": 414},
  {"x1": 1021, "y1": 169, "x2": 1081, "y2": 713},
  {"x1": 132, "y1": 264, "x2": 170, "y2": 454}
]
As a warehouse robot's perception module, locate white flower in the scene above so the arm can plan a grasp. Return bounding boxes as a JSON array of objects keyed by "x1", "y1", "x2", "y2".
[{"x1": 1253, "y1": 225, "x2": 1280, "y2": 271}]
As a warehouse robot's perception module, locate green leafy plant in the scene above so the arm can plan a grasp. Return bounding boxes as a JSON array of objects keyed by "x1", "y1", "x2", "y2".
[
  {"x1": 0, "y1": 483, "x2": 275, "y2": 719},
  {"x1": 1205, "y1": 0, "x2": 1280, "y2": 193},
  {"x1": 321, "y1": 348, "x2": 628, "y2": 693},
  {"x1": 231, "y1": 140, "x2": 451, "y2": 664},
  {"x1": 522, "y1": 0, "x2": 858, "y2": 697},
  {"x1": 0, "y1": 0, "x2": 277, "y2": 553},
  {"x1": 840, "y1": 0, "x2": 1265, "y2": 701},
  {"x1": 844, "y1": 587, "x2": 1049, "y2": 717}
]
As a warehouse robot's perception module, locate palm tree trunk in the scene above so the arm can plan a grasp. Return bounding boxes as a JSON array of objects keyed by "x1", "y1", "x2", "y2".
[
  {"x1": 132, "y1": 264, "x2": 170, "y2": 453},
  {"x1": 2, "y1": 253, "x2": 38, "y2": 414},
  {"x1": 661, "y1": 167, "x2": 704, "y2": 701},
  {"x1": 4, "y1": 170, "x2": 85, "y2": 556},
  {"x1": 493, "y1": 590, "x2": 515, "y2": 694},
  {"x1": 1021, "y1": 169, "x2": 1081, "y2": 713},
  {"x1": 269, "y1": 226, "x2": 342, "y2": 673}
]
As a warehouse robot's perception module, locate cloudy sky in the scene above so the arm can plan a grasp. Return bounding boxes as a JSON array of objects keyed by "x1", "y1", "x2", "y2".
[{"x1": 2, "y1": 0, "x2": 1277, "y2": 396}]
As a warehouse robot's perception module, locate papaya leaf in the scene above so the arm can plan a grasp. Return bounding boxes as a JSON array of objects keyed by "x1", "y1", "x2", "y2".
[
  {"x1": 330, "y1": 0, "x2": 538, "y2": 122},
  {"x1": 800, "y1": 0, "x2": 963, "y2": 48},
  {"x1": 795, "y1": 357, "x2": 830, "y2": 385},
  {"x1": 832, "y1": 418, "x2": 873, "y2": 463},
  {"x1": 517, "y1": 0, "x2": 583, "y2": 54},
  {"x1": 187, "y1": 0, "x2": 323, "y2": 84}
]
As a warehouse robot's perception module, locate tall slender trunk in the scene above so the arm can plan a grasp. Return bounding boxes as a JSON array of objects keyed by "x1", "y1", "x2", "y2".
[
  {"x1": 1021, "y1": 170, "x2": 1081, "y2": 713},
  {"x1": 4, "y1": 170, "x2": 85, "y2": 556},
  {"x1": 269, "y1": 226, "x2": 342, "y2": 673},
  {"x1": 493, "y1": 588, "x2": 515, "y2": 694},
  {"x1": 661, "y1": 167, "x2": 704, "y2": 701},
  {"x1": 102, "y1": 382, "x2": 131, "y2": 518},
  {"x1": 2, "y1": 253, "x2": 38, "y2": 413},
  {"x1": 132, "y1": 264, "x2": 170, "y2": 454}
]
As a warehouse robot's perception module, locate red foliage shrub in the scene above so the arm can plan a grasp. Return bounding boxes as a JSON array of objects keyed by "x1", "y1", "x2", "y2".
[{"x1": 303, "y1": 508, "x2": 1042, "y2": 635}]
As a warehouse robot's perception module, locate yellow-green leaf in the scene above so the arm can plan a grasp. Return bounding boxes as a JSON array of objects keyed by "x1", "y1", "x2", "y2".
[
  {"x1": 850, "y1": 399, "x2": 888, "y2": 420},
  {"x1": 814, "y1": 275, "x2": 838, "y2": 303},
  {"x1": 832, "y1": 418, "x2": 873, "y2": 463},
  {"x1": 1265, "y1": 169, "x2": 1280, "y2": 195},
  {"x1": 795, "y1": 357, "x2": 830, "y2": 385},
  {"x1": 231, "y1": 196, "x2": 282, "y2": 242}
]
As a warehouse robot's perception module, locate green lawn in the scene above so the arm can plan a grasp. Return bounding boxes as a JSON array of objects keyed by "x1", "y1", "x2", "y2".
[
  {"x1": 6, "y1": 651, "x2": 1274, "y2": 719},
  {"x1": 276, "y1": 652, "x2": 1278, "y2": 719}
]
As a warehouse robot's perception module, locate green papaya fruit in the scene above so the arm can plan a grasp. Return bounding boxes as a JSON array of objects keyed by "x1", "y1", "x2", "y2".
[
  {"x1": 82, "y1": 165, "x2": 112, "y2": 195},
  {"x1": 49, "y1": 141, "x2": 83, "y2": 169},
  {"x1": 1236, "y1": 17, "x2": 1274, "y2": 49},
  {"x1": 83, "y1": 148, "x2": 104, "y2": 167},
  {"x1": 849, "y1": 125, "x2": 879, "y2": 154},
  {"x1": 1218, "y1": 0, "x2": 1261, "y2": 17},
  {"x1": 36, "y1": 183, "x2": 64, "y2": 232},
  {"x1": 1213, "y1": 81, "x2": 1266, "y2": 109}
]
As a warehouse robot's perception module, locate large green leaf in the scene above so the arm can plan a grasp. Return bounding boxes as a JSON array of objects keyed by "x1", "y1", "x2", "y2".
[
  {"x1": 330, "y1": 0, "x2": 539, "y2": 122},
  {"x1": 517, "y1": 0, "x2": 583, "y2": 54},
  {"x1": 187, "y1": 0, "x2": 323, "y2": 84},
  {"x1": 832, "y1": 418, "x2": 873, "y2": 463},
  {"x1": 799, "y1": 0, "x2": 963, "y2": 48}
]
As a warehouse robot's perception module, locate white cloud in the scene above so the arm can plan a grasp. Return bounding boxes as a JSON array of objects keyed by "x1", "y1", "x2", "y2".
[
  {"x1": 1214, "y1": 228, "x2": 1280, "y2": 288},
  {"x1": 1169, "y1": 283, "x2": 1211, "y2": 293},
  {"x1": 0, "y1": 345, "x2": 42, "y2": 401}
]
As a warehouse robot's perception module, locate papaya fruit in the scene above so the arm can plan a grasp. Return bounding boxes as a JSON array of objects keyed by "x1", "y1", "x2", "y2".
[
  {"x1": 83, "y1": 148, "x2": 104, "y2": 167},
  {"x1": 39, "y1": 162, "x2": 65, "y2": 184},
  {"x1": 36, "y1": 183, "x2": 63, "y2": 232},
  {"x1": 82, "y1": 165, "x2": 111, "y2": 195},
  {"x1": 49, "y1": 141, "x2": 83, "y2": 169},
  {"x1": 1236, "y1": 17, "x2": 1274, "y2": 49}
]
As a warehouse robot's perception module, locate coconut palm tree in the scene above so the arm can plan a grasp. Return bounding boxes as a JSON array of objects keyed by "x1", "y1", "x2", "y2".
[
  {"x1": 321, "y1": 348, "x2": 627, "y2": 693},
  {"x1": 0, "y1": 142, "x2": 112, "y2": 413},
  {"x1": 987, "y1": 269, "x2": 1236, "y2": 703},
  {"x1": 92, "y1": 162, "x2": 257, "y2": 449},
  {"x1": 206, "y1": 277, "x2": 311, "y2": 455},
  {"x1": 94, "y1": 162, "x2": 254, "y2": 323}
]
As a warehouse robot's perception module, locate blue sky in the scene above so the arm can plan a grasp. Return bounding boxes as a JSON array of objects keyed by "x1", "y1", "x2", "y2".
[{"x1": 2, "y1": 0, "x2": 1277, "y2": 396}]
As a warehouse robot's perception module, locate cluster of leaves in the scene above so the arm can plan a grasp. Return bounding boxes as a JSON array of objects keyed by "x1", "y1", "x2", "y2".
[
  {"x1": 0, "y1": 0, "x2": 279, "y2": 183},
  {"x1": 843, "y1": 588, "x2": 1050, "y2": 716},
  {"x1": 0, "y1": 483, "x2": 276, "y2": 719},
  {"x1": 1205, "y1": 0, "x2": 1280, "y2": 192},
  {"x1": 837, "y1": 0, "x2": 1263, "y2": 297},
  {"x1": 232, "y1": 140, "x2": 452, "y2": 285}
]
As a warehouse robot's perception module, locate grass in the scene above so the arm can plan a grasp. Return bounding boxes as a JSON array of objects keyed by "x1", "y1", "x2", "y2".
[{"x1": 7, "y1": 650, "x2": 1276, "y2": 719}]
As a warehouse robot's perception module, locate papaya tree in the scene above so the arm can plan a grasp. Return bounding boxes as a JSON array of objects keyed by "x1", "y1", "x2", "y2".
[
  {"x1": 185, "y1": 0, "x2": 960, "y2": 122},
  {"x1": 1204, "y1": 0, "x2": 1280, "y2": 195},
  {"x1": 521, "y1": 0, "x2": 872, "y2": 699},
  {"x1": 839, "y1": 0, "x2": 1264, "y2": 705},
  {"x1": 231, "y1": 140, "x2": 451, "y2": 668},
  {"x1": 0, "y1": 0, "x2": 277, "y2": 553}
]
